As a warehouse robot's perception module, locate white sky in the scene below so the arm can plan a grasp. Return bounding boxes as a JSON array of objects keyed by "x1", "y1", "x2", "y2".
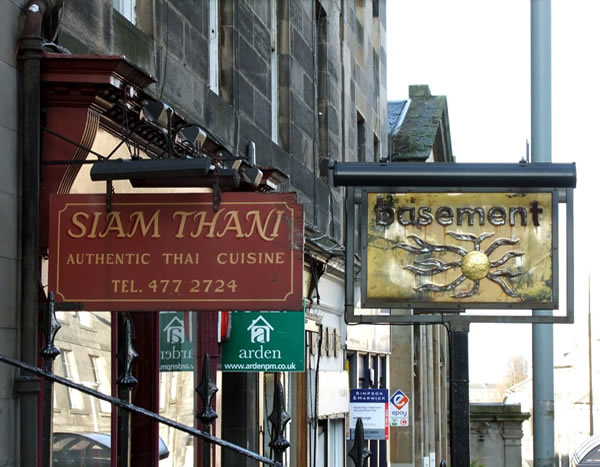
[{"x1": 386, "y1": 0, "x2": 600, "y2": 384}]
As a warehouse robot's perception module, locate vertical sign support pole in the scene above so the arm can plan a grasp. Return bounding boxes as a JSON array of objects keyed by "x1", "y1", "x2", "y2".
[
  {"x1": 531, "y1": 1, "x2": 554, "y2": 465},
  {"x1": 448, "y1": 320, "x2": 470, "y2": 466}
]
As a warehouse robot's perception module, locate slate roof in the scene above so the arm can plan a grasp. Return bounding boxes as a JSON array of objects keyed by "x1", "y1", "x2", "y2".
[
  {"x1": 387, "y1": 100, "x2": 409, "y2": 135},
  {"x1": 388, "y1": 85, "x2": 453, "y2": 162}
]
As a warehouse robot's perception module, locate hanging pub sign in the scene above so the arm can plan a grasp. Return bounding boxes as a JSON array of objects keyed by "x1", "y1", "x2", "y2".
[
  {"x1": 364, "y1": 191, "x2": 557, "y2": 309},
  {"x1": 48, "y1": 192, "x2": 304, "y2": 311}
]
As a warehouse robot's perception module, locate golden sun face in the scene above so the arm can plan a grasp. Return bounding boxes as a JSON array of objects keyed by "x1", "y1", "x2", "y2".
[
  {"x1": 461, "y1": 251, "x2": 490, "y2": 280},
  {"x1": 399, "y1": 231, "x2": 524, "y2": 299}
]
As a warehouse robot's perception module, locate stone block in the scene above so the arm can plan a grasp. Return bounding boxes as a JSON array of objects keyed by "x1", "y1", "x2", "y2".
[
  {"x1": 0, "y1": 1, "x2": 19, "y2": 68},
  {"x1": 238, "y1": 39, "x2": 268, "y2": 97},
  {"x1": 64, "y1": 0, "x2": 106, "y2": 48},
  {"x1": 203, "y1": 91, "x2": 236, "y2": 147},
  {"x1": 253, "y1": 18, "x2": 271, "y2": 60},
  {"x1": 155, "y1": 1, "x2": 184, "y2": 60},
  {"x1": 111, "y1": 10, "x2": 155, "y2": 73},
  {"x1": 0, "y1": 127, "x2": 17, "y2": 197},
  {"x1": 176, "y1": 0, "x2": 206, "y2": 35},
  {"x1": 249, "y1": 0, "x2": 270, "y2": 29},
  {"x1": 289, "y1": 1, "x2": 305, "y2": 36},
  {"x1": 185, "y1": 24, "x2": 209, "y2": 81},
  {"x1": 0, "y1": 397, "x2": 17, "y2": 463},
  {"x1": 292, "y1": 28, "x2": 313, "y2": 76},
  {"x1": 0, "y1": 192, "x2": 18, "y2": 260},
  {"x1": 291, "y1": 92, "x2": 314, "y2": 137},
  {"x1": 271, "y1": 144, "x2": 291, "y2": 177},
  {"x1": 237, "y1": 74, "x2": 255, "y2": 121},
  {"x1": 238, "y1": 115, "x2": 274, "y2": 167},
  {"x1": 289, "y1": 154, "x2": 314, "y2": 200},
  {"x1": 0, "y1": 257, "x2": 17, "y2": 330},
  {"x1": 303, "y1": 73, "x2": 314, "y2": 107},
  {"x1": 252, "y1": 90, "x2": 271, "y2": 137},
  {"x1": 0, "y1": 328, "x2": 17, "y2": 398},
  {"x1": 0, "y1": 62, "x2": 18, "y2": 133},
  {"x1": 237, "y1": 0, "x2": 254, "y2": 45}
]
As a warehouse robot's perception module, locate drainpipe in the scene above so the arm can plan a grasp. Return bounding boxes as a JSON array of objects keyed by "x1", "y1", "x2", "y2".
[{"x1": 18, "y1": 1, "x2": 62, "y2": 466}]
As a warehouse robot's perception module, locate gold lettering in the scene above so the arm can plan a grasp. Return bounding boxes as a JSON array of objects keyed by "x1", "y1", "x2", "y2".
[
  {"x1": 191, "y1": 209, "x2": 224, "y2": 238},
  {"x1": 67, "y1": 212, "x2": 89, "y2": 238},
  {"x1": 88, "y1": 211, "x2": 102, "y2": 238},
  {"x1": 244, "y1": 209, "x2": 285, "y2": 241},
  {"x1": 67, "y1": 254, "x2": 75, "y2": 264},
  {"x1": 173, "y1": 211, "x2": 195, "y2": 238},
  {"x1": 98, "y1": 212, "x2": 126, "y2": 238},
  {"x1": 141, "y1": 253, "x2": 150, "y2": 265},
  {"x1": 128, "y1": 210, "x2": 161, "y2": 238},
  {"x1": 216, "y1": 211, "x2": 244, "y2": 238},
  {"x1": 217, "y1": 253, "x2": 227, "y2": 264}
]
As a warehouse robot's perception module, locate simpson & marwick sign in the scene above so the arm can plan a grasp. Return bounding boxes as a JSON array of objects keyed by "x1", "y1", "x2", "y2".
[
  {"x1": 49, "y1": 192, "x2": 304, "y2": 311},
  {"x1": 365, "y1": 191, "x2": 557, "y2": 309}
]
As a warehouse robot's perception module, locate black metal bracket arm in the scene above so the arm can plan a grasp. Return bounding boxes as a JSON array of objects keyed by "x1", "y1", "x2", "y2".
[{"x1": 332, "y1": 161, "x2": 577, "y2": 188}]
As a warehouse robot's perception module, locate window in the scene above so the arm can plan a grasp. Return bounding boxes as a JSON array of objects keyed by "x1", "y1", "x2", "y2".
[
  {"x1": 113, "y1": 0, "x2": 136, "y2": 24},
  {"x1": 61, "y1": 350, "x2": 84, "y2": 410},
  {"x1": 90, "y1": 356, "x2": 111, "y2": 413},
  {"x1": 209, "y1": 0, "x2": 219, "y2": 93}
]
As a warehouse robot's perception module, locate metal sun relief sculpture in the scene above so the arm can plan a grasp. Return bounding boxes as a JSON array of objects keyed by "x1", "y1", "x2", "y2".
[{"x1": 398, "y1": 232, "x2": 524, "y2": 299}]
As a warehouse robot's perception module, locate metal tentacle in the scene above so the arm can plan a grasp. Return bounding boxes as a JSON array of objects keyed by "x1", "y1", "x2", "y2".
[
  {"x1": 397, "y1": 235, "x2": 467, "y2": 256},
  {"x1": 489, "y1": 251, "x2": 524, "y2": 268},
  {"x1": 487, "y1": 274, "x2": 522, "y2": 298},
  {"x1": 415, "y1": 275, "x2": 467, "y2": 293},
  {"x1": 453, "y1": 280, "x2": 480, "y2": 299},
  {"x1": 484, "y1": 237, "x2": 520, "y2": 256},
  {"x1": 405, "y1": 259, "x2": 461, "y2": 275}
]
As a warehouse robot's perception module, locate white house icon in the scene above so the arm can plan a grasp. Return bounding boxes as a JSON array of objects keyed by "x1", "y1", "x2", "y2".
[
  {"x1": 247, "y1": 316, "x2": 274, "y2": 343},
  {"x1": 164, "y1": 317, "x2": 186, "y2": 344}
]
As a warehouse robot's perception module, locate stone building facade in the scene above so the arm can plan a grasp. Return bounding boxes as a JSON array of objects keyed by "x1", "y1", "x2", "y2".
[{"x1": 0, "y1": 0, "x2": 388, "y2": 465}]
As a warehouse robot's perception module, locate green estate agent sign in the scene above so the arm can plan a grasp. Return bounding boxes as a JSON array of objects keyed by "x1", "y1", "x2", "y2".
[
  {"x1": 160, "y1": 311, "x2": 195, "y2": 372},
  {"x1": 222, "y1": 311, "x2": 305, "y2": 372}
]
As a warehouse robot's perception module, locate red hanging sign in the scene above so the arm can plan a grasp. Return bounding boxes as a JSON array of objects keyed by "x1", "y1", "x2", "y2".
[{"x1": 48, "y1": 192, "x2": 304, "y2": 311}]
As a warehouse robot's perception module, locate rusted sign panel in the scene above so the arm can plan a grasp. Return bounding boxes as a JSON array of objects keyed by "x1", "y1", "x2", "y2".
[
  {"x1": 49, "y1": 193, "x2": 304, "y2": 311},
  {"x1": 365, "y1": 191, "x2": 556, "y2": 309}
]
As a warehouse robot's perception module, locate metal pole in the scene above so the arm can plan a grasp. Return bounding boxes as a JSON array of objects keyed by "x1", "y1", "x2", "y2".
[
  {"x1": 117, "y1": 318, "x2": 138, "y2": 467},
  {"x1": 448, "y1": 321, "x2": 470, "y2": 466},
  {"x1": 531, "y1": 1, "x2": 554, "y2": 465},
  {"x1": 589, "y1": 275, "x2": 593, "y2": 435}
]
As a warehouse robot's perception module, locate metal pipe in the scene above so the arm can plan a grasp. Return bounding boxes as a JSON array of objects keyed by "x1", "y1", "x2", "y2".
[
  {"x1": 18, "y1": 2, "x2": 62, "y2": 466},
  {"x1": 531, "y1": 1, "x2": 554, "y2": 465},
  {"x1": 332, "y1": 161, "x2": 576, "y2": 188},
  {"x1": 448, "y1": 321, "x2": 470, "y2": 466}
]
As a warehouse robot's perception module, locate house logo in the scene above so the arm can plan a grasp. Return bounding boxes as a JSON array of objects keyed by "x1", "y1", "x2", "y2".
[
  {"x1": 247, "y1": 316, "x2": 274, "y2": 343},
  {"x1": 164, "y1": 316, "x2": 186, "y2": 344}
]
